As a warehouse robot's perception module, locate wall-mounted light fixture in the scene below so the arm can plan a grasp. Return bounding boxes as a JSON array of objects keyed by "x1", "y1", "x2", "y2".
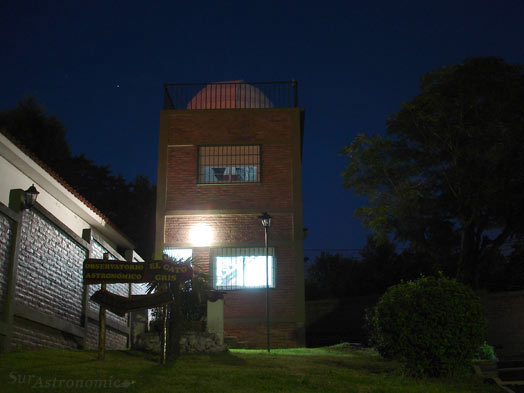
[
  {"x1": 23, "y1": 184, "x2": 39, "y2": 210},
  {"x1": 189, "y1": 224, "x2": 213, "y2": 247}
]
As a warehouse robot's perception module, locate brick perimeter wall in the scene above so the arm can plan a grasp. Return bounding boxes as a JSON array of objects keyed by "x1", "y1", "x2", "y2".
[
  {"x1": 483, "y1": 290, "x2": 524, "y2": 357},
  {"x1": 224, "y1": 322, "x2": 298, "y2": 348},
  {"x1": 15, "y1": 210, "x2": 87, "y2": 326},
  {"x1": 86, "y1": 239, "x2": 129, "y2": 348},
  {"x1": 85, "y1": 320, "x2": 127, "y2": 350},
  {"x1": 11, "y1": 316, "x2": 79, "y2": 350},
  {"x1": 88, "y1": 240, "x2": 129, "y2": 326},
  {"x1": 3, "y1": 207, "x2": 131, "y2": 351},
  {"x1": 10, "y1": 209, "x2": 88, "y2": 349},
  {"x1": 305, "y1": 295, "x2": 381, "y2": 347},
  {"x1": 304, "y1": 291, "x2": 524, "y2": 355},
  {"x1": 0, "y1": 210, "x2": 15, "y2": 314}
]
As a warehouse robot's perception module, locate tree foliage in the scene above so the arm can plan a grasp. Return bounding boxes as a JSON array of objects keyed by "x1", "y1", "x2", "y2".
[
  {"x1": 148, "y1": 258, "x2": 212, "y2": 361},
  {"x1": 305, "y1": 236, "x2": 436, "y2": 299},
  {"x1": 0, "y1": 98, "x2": 156, "y2": 259},
  {"x1": 0, "y1": 97, "x2": 71, "y2": 171},
  {"x1": 341, "y1": 57, "x2": 524, "y2": 287}
]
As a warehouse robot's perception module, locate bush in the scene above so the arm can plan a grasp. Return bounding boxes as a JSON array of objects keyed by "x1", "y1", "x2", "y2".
[
  {"x1": 367, "y1": 275, "x2": 487, "y2": 377},
  {"x1": 474, "y1": 343, "x2": 496, "y2": 360}
]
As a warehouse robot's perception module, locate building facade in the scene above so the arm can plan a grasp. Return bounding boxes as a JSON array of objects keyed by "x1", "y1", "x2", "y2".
[
  {"x1": 156, "y1": 81, "x2": 305, "y2": 347},
  {"x1": 0, "y1": 131, "x2": 147, "y2": 352}
]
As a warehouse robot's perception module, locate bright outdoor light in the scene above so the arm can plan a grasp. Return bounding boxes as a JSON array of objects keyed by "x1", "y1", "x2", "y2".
[{"x1": 189, "y1": 224, "x2": 213, "y2": 246}]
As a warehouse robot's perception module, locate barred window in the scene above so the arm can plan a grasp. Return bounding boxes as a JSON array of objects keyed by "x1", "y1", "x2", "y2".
[
  {"x1": 198, "y1": 145, "x2": 260, "y2": 184},
  {"x1": 211, "y1": 247, "x2": 275, "y2": 290}
]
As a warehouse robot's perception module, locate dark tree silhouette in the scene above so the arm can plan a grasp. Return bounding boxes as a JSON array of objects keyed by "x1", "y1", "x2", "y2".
[
  {"x1": 0, "y1": 98, "x2": 156, "y2": 259},
  {"x1": 0, "y1": 97, "x2": 71, "y2": 171},
  {"x1": 341, "y1": 57, "x2": 524, "y2": 287}
]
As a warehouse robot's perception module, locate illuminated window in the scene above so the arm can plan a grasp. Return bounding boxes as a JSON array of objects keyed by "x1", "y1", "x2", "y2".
[
  {"x1": 212, "y1": 247, "x2": 275, "y2": 289},
  {"x1": 198, "y1": 145, "x2": 260, "y2": 184},
  {"x1": 163, "y1": 248, "x2": 193, "y2": 263}
]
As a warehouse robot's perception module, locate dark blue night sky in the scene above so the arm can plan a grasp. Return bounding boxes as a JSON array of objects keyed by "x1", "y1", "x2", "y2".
[{"x1": 2, "y1": 0, "x2": 523, "y2": 252}]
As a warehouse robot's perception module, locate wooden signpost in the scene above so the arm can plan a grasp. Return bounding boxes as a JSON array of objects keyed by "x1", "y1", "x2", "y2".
[
  {"x1": 83, "y1": 255, "x2": 193, "y2": 363},
  {"x1": 98, "y1": 253, "x2": 109, "y2": 360}
]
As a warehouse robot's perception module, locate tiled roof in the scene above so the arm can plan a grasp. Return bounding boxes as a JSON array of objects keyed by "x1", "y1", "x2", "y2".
[{"x1": 0, "y1": 129, "x2": 134, "y2": 246}]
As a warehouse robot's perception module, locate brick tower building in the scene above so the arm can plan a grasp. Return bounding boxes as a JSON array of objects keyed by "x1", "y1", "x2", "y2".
[{"x1": 155, "y1": 81, "x2": 305, "y2": 347}]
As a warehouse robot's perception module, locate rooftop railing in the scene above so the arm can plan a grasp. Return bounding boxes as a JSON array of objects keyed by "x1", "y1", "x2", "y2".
[{"x1": 163, "y1": 80, "x2": 298, "y2": 110}]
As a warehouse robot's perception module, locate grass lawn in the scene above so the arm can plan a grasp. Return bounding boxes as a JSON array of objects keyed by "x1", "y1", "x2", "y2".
[{"x1": 0, "y1": 344, "x2": 502, "y2": 393}]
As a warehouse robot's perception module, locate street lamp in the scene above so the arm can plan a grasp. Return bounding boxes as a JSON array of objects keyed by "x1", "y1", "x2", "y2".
[
  {"x1": 258, "y1": 212, "x2": 272, "y2": 353},
  {"x1": 23, "y1": 184, "x2": 39, "y2": 210}
]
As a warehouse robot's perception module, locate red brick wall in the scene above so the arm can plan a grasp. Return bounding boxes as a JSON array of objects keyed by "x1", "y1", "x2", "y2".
[
  {"x1": 222, "y1": 246, "x2": 296, "y2": 317},
  {"x1": 164, "y1": 110, "x2": 295, "y2": 212},
  {"x1": 192, "y1": 247, "x2": 210, "y2": 274},
  {"x1": 165, "y1": 145, "x2": 293, "y2": 211},
  {"x1": 224, "y1": 322, "x2": 298, "y2": 348},
  {"x1": 160, "y1": 108, "x2": 302, "y2": 347},
  {"x1": 165, "y1": 214, "x2": 293, "y2": 244},
  {"x1": 167, "y1": 110, "x2": 294, "y2": 146}
]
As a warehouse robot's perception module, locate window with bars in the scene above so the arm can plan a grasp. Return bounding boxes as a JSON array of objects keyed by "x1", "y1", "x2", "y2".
[
  {"x1": 198, "y1": 145, "x2": 260, "y2": 184},
  {"x1": 211, "y1": 247, "x2": 275, "y2": 290}
]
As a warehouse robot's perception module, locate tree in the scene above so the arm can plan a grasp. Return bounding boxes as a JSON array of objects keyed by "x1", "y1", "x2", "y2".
[
  {"x1": 341, "y1": 57, "x2": 524, "y2": 287},
  {"x1": 305, "y1": 236, "x2": 437, "y2": 299},
  {"x1": 0, "y1": 98, "x2": 156, "y2": 259},
  {"x1": 0, "y1": 97, "x2": 71, "y2": 171},
  {"x1": 148, "y1": 260, "x2": 211, "y2": 361}
]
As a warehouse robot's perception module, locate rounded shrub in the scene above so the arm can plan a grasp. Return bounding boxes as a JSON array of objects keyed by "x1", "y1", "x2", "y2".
[{"x1": 367, "y1": 275, "x2": 487, "y2": 377}]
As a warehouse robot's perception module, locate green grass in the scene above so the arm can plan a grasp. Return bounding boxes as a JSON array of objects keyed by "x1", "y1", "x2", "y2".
[{"x1": 0, "y1": 345, "x2": 502, "y2": 393}]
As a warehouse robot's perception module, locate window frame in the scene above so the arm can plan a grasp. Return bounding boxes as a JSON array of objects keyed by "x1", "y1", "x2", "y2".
[
  {"x1": 197, "y1": 145, "x2": 262, "y2": 185},
  {"x1": 211, "y1": 247, "x2": 276, "y2": 290}
]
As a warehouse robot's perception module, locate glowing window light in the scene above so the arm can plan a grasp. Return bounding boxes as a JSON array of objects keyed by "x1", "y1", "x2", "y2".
[{"x1": 214, "y1": 249, "x2": 275, "y2": 289}]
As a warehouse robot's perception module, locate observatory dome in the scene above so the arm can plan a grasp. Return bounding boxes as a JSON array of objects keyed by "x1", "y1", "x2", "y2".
[{"x1": 187, "y1": 81, "x2": 273, "y2": 109}]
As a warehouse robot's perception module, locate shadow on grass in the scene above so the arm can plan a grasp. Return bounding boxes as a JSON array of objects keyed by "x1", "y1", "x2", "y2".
[
  {"x1": 207, "y1": 351, "x2": 247, "y2": 366},
  {"x1": 320, "y1": 358, "x2": 398, "y2": 374},
  {"x1": 120, "y1": 349, "x2": 160, "y2": 363},
  {"x1": 121, "y1": 349, "x2": 247, "y2": 367}
]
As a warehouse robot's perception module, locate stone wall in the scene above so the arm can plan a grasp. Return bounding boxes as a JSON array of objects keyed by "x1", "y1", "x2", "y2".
[{"x1": 136, "y1": 331, "x2": 227, "y2": 353}]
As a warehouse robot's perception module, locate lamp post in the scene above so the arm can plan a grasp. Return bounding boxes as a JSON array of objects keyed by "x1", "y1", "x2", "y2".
[{"x1": 258, "y1": 212, "x2": 272, "y2": 353}]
